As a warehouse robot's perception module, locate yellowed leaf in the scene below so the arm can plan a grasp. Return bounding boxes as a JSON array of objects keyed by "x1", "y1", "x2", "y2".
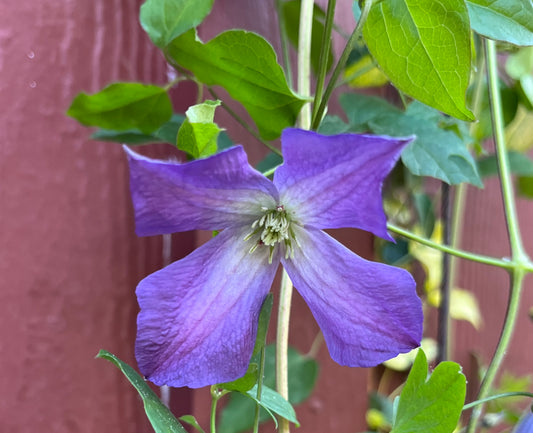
[
  {"x1": 450, "y1": 288, "x2": 482, "y2": 329},
  {"x1": 344, "y1": 55, "x2": 388, "y2": 88},
  {"x1": 409, "y1": 221, "x2": 443, "y2": 306},
  {"x1": 506, "y1": 104, "x2": 533, "y2": 152}
]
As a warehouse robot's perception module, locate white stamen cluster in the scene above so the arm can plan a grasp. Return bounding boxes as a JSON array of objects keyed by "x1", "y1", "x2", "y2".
[{"x1": 245, "y1": 205, "x2": 297, "y2": 262}]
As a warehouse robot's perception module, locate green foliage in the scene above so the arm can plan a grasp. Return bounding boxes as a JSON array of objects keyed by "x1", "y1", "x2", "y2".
[
  {"x1": 340, "y1": 94, "x2": 482, "y2": 186},
  {"x1": 478, "y1": 151, "x2": 533, "y2": 178},
  {"x1": 282, "y1": 0, "x2": 334, "y2": 74},
  {"x1": 177, "y1": 100, "x2": 221, "y2": 158},
  {"x1": 140, "y1": 0, "x2": 214, "y2": 48},
  {"x1": 179, "y1": 415, "x2": 206, "y2": 433},
  {"x1": 245, "y1": 384, "x2": 300, "y2": 427},
  {"x1": 218, "y1": 295, "x2": 273, "y2": 393},
  {"x1": 67, "y1": 83, "x2": 172, "y2": 133},
  {"x1": 92, "y1": 114, "x2": 185, "y2": 145},
  {"x1": 506, "y1": 47, "x2": 533, "y2": 110},
  {"x1": 166, "y1": 29, "x2": 305, "y2": 140},
  {"x1": 391, "y1": 350, "x2": 466, "y2": 433},
  {"x1": 466, "y1": 0, "x2": 533, "y2": 46},
  {"x1": 96, "y1": 350, "x2": 187, "y2": 433},
  {"x1": 470, "y1": 80, "x2": 519, "y2": 143},
  {"x1": 363, "y1": 0, "x2": 474, "y2": 121},
  {"x1": 218, "y1": 345, "x2": 318, "y2": 433}
]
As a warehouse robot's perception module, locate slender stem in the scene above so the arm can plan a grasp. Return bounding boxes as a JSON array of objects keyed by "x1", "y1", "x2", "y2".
[
  {"x1": 297, "y1": 0, "x2": 314, "y2": 129},
  {"x1": 262, "y1": 164, "x2": 282, "y2": 178},
  {"x1": 485, "y1": 39, "x2": 526, "y2": 260},
  {"x1": 465, "y1": 38, "x2": 531, "y2": 433},
  {"x1": 210, "y1": 391, "x2": 218, "y2": 433},
  {"x1": 311, "y1": 0, "x2": 337, "y2": 123},
  {"x1": 311, "y1": 0, "x2": 373, "y2": 129},
  {"x1": 463, "y1": 391, "x2": 533, "y2": 411},
  {"x1": 466, "y1": 270, "x2": 526, "y2": 433},
  {"x1": 437, "y1": 184, "x2": 451, "y2": 363},
  {"x1": 276, "y1": 270, "x2": 294, "y2": 433},
  {"x1": 276, "y1": 0, "x2": 293, "y2": 89},
  {"x1": 387, "y1": 223, "x2": 518, "y2": 271},
  {"x1": 252, "y1": 345, "x2": 267, "y2": 433},
  {"x1": 206, "y1": 88, "x2": 282, "y2": 156}
]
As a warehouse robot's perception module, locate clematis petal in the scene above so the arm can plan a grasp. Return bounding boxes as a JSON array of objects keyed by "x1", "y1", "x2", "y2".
[
  {"x1": 135, "y1": 226, "x2": 280, "y2": 388},
  {"x1": 274, "y1": 129, "x2": 413, "y2": 240},
  {"x1": 125, "y1": 146, "x2": 278, "y2": 235},
  {"x1": 282, "y1": 226, "x2": 422, "y2": 367}
]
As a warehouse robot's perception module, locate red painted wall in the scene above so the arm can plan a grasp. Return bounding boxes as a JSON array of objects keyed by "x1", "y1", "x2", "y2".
[{"x1": 2, "y1": 0, "x2": 532, "y2": 432}]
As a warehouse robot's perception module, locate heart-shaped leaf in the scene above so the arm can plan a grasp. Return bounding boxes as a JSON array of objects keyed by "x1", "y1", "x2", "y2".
[
  {"x1": 391, "y1": 350, "x2": 466, "y2": 433},
  {"x1": 167, "y1": 30, "x2": 305, "y2": 140},
  {"x1": 363, "y1": 0, "x2": 473, "y2": 120}
]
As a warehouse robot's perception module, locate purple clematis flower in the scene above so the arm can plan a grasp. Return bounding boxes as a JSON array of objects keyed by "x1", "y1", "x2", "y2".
[{"x1": 125, "y1": 128, "x2": 423, "y2": 389}]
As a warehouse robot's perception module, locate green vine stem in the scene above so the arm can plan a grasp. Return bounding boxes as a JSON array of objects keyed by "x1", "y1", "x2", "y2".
[
  {"x1": 463, "y1": 392, "x2": 533, "y2": 411},
  {"x1": 311, "y1": 0, "x2": 337, "y2": 123},
  {"x1": 276, "y1": 0, "x2": 293, "y2": 89},
  {"x1": 310, "y1": 0, "x2": 373, "y2": 129},
  {"x1": 387, "y1": 223, "x2": 525, "y2": 271},
  {"x1": 465, "y1": 38, "x2": 531, "y2": 433},
  {"x1": 252, "y1": 345, "x2": 267, "y2": 433}
]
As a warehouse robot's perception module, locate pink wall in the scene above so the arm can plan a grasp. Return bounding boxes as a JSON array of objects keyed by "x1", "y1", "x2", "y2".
[{"x1": 1, "y1": 0, "x2": 532, "y2": 432}]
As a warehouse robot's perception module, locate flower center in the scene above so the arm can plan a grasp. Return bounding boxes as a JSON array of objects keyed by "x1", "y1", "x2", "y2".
[{"x1": 245, "y1": 205, "x2": 298, "y2": 263}]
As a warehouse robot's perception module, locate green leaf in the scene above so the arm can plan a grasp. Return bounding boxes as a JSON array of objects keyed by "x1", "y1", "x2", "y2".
[
  {"x1": 391, "y1": 350, "x2": 466, "y2": 433},
  {"x1": 517, "y1": 175, "x2": 533, "y2": 198},
  {"x1": 96, "y1": 350, "x2": 187, "y2": 433},
  {"x1": 140, "y1": 0, "x2": 214, "y2": 48},
  {"x1": 252, "y1": 294, "x2": 273, "y2": 358},
  {"x1": 245, "y1": 385, "x2": 299, "y2": 427},
  {"x1": 256, "y1": 152, "x2": 284, "y2": 175},
  {"x1": 167, "y1": 30, "x2": 305, "y2": 140},
  {"x1": 339, "y1": 93, "x2": 401, "y2": 132},
  {"x1": 477, "y1": 151, "x2": 533, "y2": 178},
  {"x1": 316, "y1": 115, "x2": 350, "y2": 135},
  {"x1": 282, "y1": 0, "x2": 334, "y2": 75},
  {"x1": 363, "y1": 0, "x2": 474, "y2": 120},
  {"x1": 179, "y1": 415, "x2": 206, "y2": 433},
  {"x1": 466, "y1": 0, "x2": 533, "y2": 46},
  {"x1": 177, "y1": 100, "x2": 221, "y2": 158},
  {"x1": 219, "y1": 294, "x2": 273, "y2": 393},
  {"x1": 341, "y1": 94, "x2": 482, "y2": 186},
  {"x1": 219, "y1": 363, "x2": 259, "y2": 393},
  {"x1": 218, "y1": 345, "x2": 318, "y2": 433},
  {"x1": 91, "y1": 113, "x2": 185, "y2": 145},
  {"x1": 67, "y1": 83, "x2": 172, "y2": 133},
  {"x1": 413, "y1": 193, "x2": 435, "y2": 238}
]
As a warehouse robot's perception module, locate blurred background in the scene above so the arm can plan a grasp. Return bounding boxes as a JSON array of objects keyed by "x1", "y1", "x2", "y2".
[{"x1": 1, "y1": 0, "x2": 533, "y2": 432}]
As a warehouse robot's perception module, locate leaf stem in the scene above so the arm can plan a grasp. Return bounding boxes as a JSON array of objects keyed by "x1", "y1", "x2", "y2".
[
  {"x1": 485, "y1": 39, "x2": 527, "y2": 260},
  {"x1": 387, "y1": 223, "x2": 519, "y2": 271},
  {"x1": 297, "y1": 0, "x2": 314, "y2": 129},
  {"x1": 276, "y1": 0, "x2": 293, "y2": 89},
  {"x1": 310, "y1": 0, "x2": 373, "y2": 129},
  {"x1": 466, "y1": 270, "x2": 526, "y2": 433},
  {"x1": 311, "y1": 0, "x2": 337, "y2": 123},
  {"x1": 252, "y1": 344, "x2": 267, "y2": 433},
  {"x1": 463, "y1": 391, "x2": 533, "y2": 411},
  {"x1": 465, "y1": 38, "x2": 531, "y2": 433}
]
